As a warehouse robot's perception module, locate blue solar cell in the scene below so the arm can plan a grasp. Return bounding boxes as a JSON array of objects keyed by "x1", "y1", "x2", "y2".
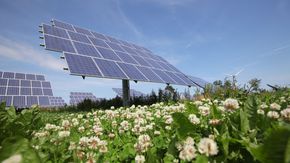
[
  {"x1": 39, "y1": 96, "x2": 50, "y2": 106},
  {"x1": 136, "y1": 66, "x2": 164, "y2": 83},
  {"x1": 134, "y1": 50, "x2": 152, "y2": 58},
  {"x1": 3, "y1": 72, "x2": 14, "y2": 78},
  {"x1": 95, "y1": 47, "x2": 121, "y2": 61},
  {"x1": 15, "y1": 73, "x2": 25, "y2": 79},
  {"x1": 44, "y1": 35, "x2": 75, "y2": 53},
  {"x1": 43, "y1": 24, "x2": 69, "y2": 38},
  {"x1": 121, "y1": 46, "x2": 139, "y2": 55},
  {"x1": 157, "y1": 62, "x2": 174, "y2": 71},
  {"x1": 64, "y1": 53, "x2": 102, "y2": 76},
  {"x1": 118, "y1": 40, "x2": 134, "y2": 48},
  {"x1": 26, "y1": 74, "x2": 36, "y2": 80},
  {"x1": 41, "y1": 81, "x2": 51, "y2": 88},
  {"x1": 73, "y1": 26, "x2": 93, "y2": 36},
  {"x1": 32, "y1": 88, "x2": 43, "y2": 95},
  {"x1": 20, "y1": 88, "x2": 31, "y2": 95},
  {"x1": 114, "y1": 51, "x2": 138, "y2": 64},
  {"x1": 117, "y1": 63, "x2": 148, "y2": 81},
  {"x1": 164, "y1": 71, "x2": 186, "y2": 85},
  {"x1": 0, "y1": 87, "x2": 6, "y2": 95},
  {"x1": 91, "y1": 32, "x2": 108, "y2": 40},
  {"x1": 93, "y1": 59, "x2": 127, "y2": 79},
  {"x1": 177, "y1": 74, "x2": 196, "y2": 86},
  {"x1": 8, "y1": 79, "x2": 19, "y2": 86},
  {"x1": 89, "y1": 37, "x2": 110, "y2": 48},
  {"x1": 13, "y1": 96, "x2": 26, "y2": 107},
  {"x1": 53, "y1": 20, "x2": 75, "y2": 31},
  {"x1": 165, "y1": 63, "x2": 181, "y2": 73},
  {"x1": 152, "y1": 69, "x2": 176, "y2": 84},
  {"x1": 43, "y1": 89, "x2": 53, "y2": 96},
  {"x1": 21, "y1": 80, "x2": 31, "y2": 87},
  {"x1": 73, "y1": 41, "x2": 102, "y2": 58},
  {"x1": 68, "y1": 31, "x2": 91, "y2": 44},
  {"x1": 27, "y1": 96, "x2": 38, "y2": 106},
  {"x1": 36, "y1": 75, "x2": 45, "y2": 81},
  {"x1": 106, "y1": 36, "x2": 121, "y2": 44},
  {"x1": 0, "y1": 71, "x2": 2, "y2": 77},
  {"x1": 106, "y1": 42, "x2": 126, "y2": 52},
  {"x1": 7, "y1": 87, "x2": 19, "y2": 95},
  {"x1": 144, "y1": 59, "x2": 163, "y2": 69},
  {"x1": 0, "y1": 79, "x2": 8, "y2": 86},
  {"x1": 32, "y1": 81, "x2": 41, "y2": 87},
  {"x1": 0, "y1": 96, "x2": 12, "y2": 106},
  {"x1": 131, "y1": 55, "x2": 151, "y2": 67}
]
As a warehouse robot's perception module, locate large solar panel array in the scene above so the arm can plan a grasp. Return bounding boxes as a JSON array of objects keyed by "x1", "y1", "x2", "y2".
[
  {"x1": 70, "y1": 92, "x2": 101, "y2": 105},
  {"x1": 187, "y1": 75, "x2": 209, "y2": 88},
  {"x1": 40, "y1": 19, "x2": 196, "y2": 86},
  {"x1": 49, "y1": 96, "x2": 66, "y2": 107},
  {"x1": 112, "y1": 88, "x2": 145, "y2": 97},
  {"x1": 0, "y1": 71, "x2": 53, "y2": 107}
]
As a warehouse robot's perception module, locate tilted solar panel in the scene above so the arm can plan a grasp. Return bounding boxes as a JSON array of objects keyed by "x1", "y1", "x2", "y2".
[
  {"x1": 187, "y1": 75, "x2": 209, "y2": 88},
  {"x1": 40, "y1": 19, "x2": 196, "y2": 86}
]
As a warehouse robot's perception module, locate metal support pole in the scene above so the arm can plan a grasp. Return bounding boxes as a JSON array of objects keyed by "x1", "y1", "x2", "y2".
[{"x1": 122, "y1": 79, "x2": 130, "y2": 107}]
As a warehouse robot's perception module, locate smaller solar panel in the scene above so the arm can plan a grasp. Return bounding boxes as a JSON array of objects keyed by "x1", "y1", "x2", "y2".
[
  {"x1": 69, "y1": 92, "x2": 99, "y2": 105},
  {"x1": 73, "y1": 41, "x2": 102, "y2": 58},
  {"x1": 13, "y1": 96, "x2": 26, "y2": 108},
  {"x1": 89, "y1": 37, "x2": 110, "y2": 48},
  {"x1": 73, "y1": 26, "x2": 93, "y2": 36},
  {"x1": 95, "y1": 47, "x2": 121, "y2": 61},
  {"x1": 0, "y1": 87, "x2": 6, "y2": 95},
  {"x1": 15, "y1": 73, "x2": 26, "y2": 79},
  {"x1": 64, "y1": 53, "x2": 102, "y2": 76},
  {"x1": 32, "y1": 81, "x2": 42, "y2": 87},
  {"x1": 117, "y1": 63, "x2": 148, "y2": 81},
  {"x1": 3, "y1": 72, "x2": 14, "y2": 79},
  {"x1": 7, "y1": 87, "x2": 19, "y2": 95},
  {"x1": 32, "y1": 88, "x2": 43, "y2": 95},
  {"x1": 27, "y1": 96, "x2": 38, "y2": 106},
  {"x1": 26, "y1": 74, "x2": 36, "y2": 80},
  {"x1": 53, "y1": 19, "x2": 75, "y2": 31},
  {"x1": 0, "y1": 96, "x2": 12, "y2": 106},
  {"x1": 36, "y1": 75, "x2": 45, "y2": 81},
  {"x1": 43, "y1": 24, "x2": 69, "y2": 39},
  {"x1": 20, "y1": 88, "x2": 31, "y2": 95},
  {"x1": 91, "y1": 31, "x2": 108, "y2": 40},
  {"x1": 41, "y1": 81, "x2": 51, "y2": 88},
  {"x1": 39, "y1": 96, "x2": 50, "y2": 106},
  {"x1": 43, "y1": 88, "x2": 53, "y2": 96},
  {"x1": 0, "y1": 79, "x2": 8, "y2": 86},
  {"x1": 68, "y1": 31, "x2": 91, "y2": 44},
  {"x1": 44, "y1": 35, "x2": 75, "y2": 53},
  {"x1": 8, "y1": 79, "x2": 19, "y2": 86},
  {"x1": 93, "y1": 58, "x2": 127, "y2": 79},
  {"x1": 21, "y1": 80, "x2": 31, "y2": 87}
]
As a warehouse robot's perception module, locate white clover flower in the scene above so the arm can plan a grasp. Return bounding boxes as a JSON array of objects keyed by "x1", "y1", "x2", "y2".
[
  {"x1": 62, "y1": 120, "x2": 70, "y2": 128},
  {"x1": 93, "y1": 125, "x2": 103, "y2": 136},
  {"x1": 58, "y1": 131, "x2": 70, "y2": 138},
  {"x1": 198, "y1": 138, "x2": 218, "y2": 156},
  {"x1": 260, "y1": 103, "x2": 268, "y2": 109},
  {"x1": 267, "y1": 111, "x2": 280, "y2": 119},
  {"x1": 218, "y1": 106, "x2": 226, "y2": 112},
  {"x1": 198, "y1": 106, "x2": 210, "y2": 116},
  {"x1": 134, "y1": 134, "x2": 151, "y2": 153},
  {"x1": 188, "y1": 114, "x2": 200, "y2": 125},
  {"x1": 270, "y1": 103, "x2": 281, "y2": 110},
  {"x1": 120, "y1": 121, "x2": 130, "y2": 131},
  {"x1": 135, "y1": 155, "x2": 145, "y2": 163},
  {"x1": 109, "y1": 133, "x2": 115, "y2": 138},
  {"x1": 3, "y1": 154, "x2": 22, "y2": 163},
  {"x1": 224, "y1": 98, "x2": 239, "y2": 110},
  {"x1": 45, "y1": 123, "x2": 57, "y2": 130},
  {"x1": 209, "y1": 119, "x2": 221, "y2": 126},
  {"x1": 179, "y1": 145, "x2": 196, "y2": 161},
  {"x1": 86, "y1": 152, "x2": 96, "y2": 163},
  {"x1": 257, "y1": 109, "x2": 265, "y2": 115},
  {"x1": 165, "y1": 126, "x2": 171, "y2": 130},
  {"x1": 78, "y1": 126, "x2": 85, "y2": 133},
  {"x1": 281, "y1": 108, "x2": 290, "y2": 121},
  {"x1": 111, "y1": 106, "x2": 115, "y2": 110},
  {"x1": 98, "y1": 140, "x2": 108, "y2": 153},
  {"x1": 79, "y1": 137, "x2": 90, "y2": 147},
  {"x1": 184, "y1": 137, "x2": 195, "y2": 146},
  {"x1": 68, "y1": 142, "x2": 76, "y2": 150},
  {"x1": 194, "y1": 100, "x2": 203, "y2": 106},
  {"x1": 34, "y1": 131, "x2": 49, "y2": 138},
  {"x1": 154, "y1": 131, "x2": 161, "y2": 135},
  {"x1": 77, "y1": 114, "x2": 83, "y2": 119},
  {"x1": 213, "y1": 99, "x2": 219, "y2": 104}
]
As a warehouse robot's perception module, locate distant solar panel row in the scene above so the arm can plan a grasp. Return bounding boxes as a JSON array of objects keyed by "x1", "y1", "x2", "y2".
[
  {"x1": 40, "y1": 19, "x2": 196, "y2": 86},
  {"x1": 49, "y1": 96, "x2": 66, "y2": 107},
  {"x1": 112, "y1": 88, "x2": 145, "y2": 97},
  {"x1": 69, "y1": 92, "x2": 99, "y2": 105},
  {"x1": 0, "y1": 71, "x2": 45, "y2": 80}
]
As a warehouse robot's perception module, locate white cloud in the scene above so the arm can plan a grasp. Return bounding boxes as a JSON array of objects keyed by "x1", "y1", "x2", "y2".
[{"x1": 0, "y1": 36, "x2": 65, "y2": 71}]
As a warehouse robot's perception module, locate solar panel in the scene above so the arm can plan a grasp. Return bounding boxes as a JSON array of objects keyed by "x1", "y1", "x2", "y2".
[
  {"x1": 0, "y1": 71, "x2": 60, "y2": 108},
  {"x1": 112, "y1": 88, "x2": 145, "y2": 97},
  {"x1": 69, "y1": 92, "x2": 100, "y2": 105},
  {"x1": 40, "y1": 19, "x2": 196, "y2": 86},
  {"x1": 49, "y1": 96, "x2": 66, "y2": 107}
]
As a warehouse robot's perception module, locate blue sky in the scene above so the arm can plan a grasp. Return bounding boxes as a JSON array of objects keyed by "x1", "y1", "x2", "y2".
[{"x1": 0, "y1": 0, "x2": 290, "y2": 103}]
